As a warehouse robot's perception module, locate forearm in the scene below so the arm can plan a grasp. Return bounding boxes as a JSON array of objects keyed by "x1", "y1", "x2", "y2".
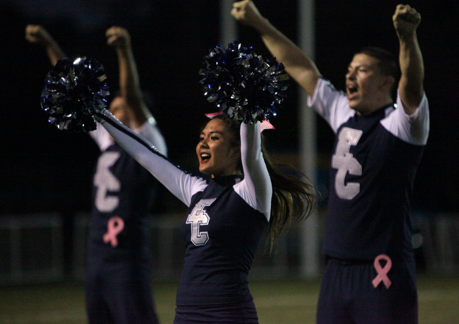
[
  {"x1": 250, "y1": 18, "x2": 320, "y2": 97},
  {"x1": 393, "y1": 4, "x2": 424, "y2": 113},
  {"x1": 233, "y1": 1, "x2": 319, "y2": 95},
  {"x1": 25, "y1": 25, "x2": 66, "y2": 65},
  {"x1": 398, "y1": 32, "x2": 424, "y2": 97},
  {"x1": 45, "y1": 40, "x2": 66, "y2": 66},
  {"x1": 116, "y1": 46, "x2": 150, "y2": 126},
  {"x1": 139, "y1": 122, "x2": 168, "y2": 157},
  {"x1": 240, "y1": 122, "x2": 262, "y2": 168},
  {"x1": 240, "y1": 122, "x2": 272, "y2": 217}
]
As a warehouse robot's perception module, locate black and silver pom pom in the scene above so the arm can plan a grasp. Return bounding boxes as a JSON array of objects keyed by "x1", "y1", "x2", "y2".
[
  {"x1": 40, "y1": 56, "x2": 110, "y2": 133},
  {"x1": 199, "y1": 41, "x2": 289, "y2": 124}
]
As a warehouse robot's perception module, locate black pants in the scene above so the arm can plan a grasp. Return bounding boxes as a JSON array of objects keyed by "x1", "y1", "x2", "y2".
[
  {"x1": 174, "y1": 300, "x2": 259, "y2": 324},
  {"x1": 317, "y1": 257, "x2": 418, "y2": 324},
  {"x1": 85, "y1": 255, "x2": 159, "y2": 324}
]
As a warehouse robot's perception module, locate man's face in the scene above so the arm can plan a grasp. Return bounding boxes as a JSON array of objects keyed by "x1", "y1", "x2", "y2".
[{"x1": 345, "y1": 53, "x2": 392, "y2": 115}]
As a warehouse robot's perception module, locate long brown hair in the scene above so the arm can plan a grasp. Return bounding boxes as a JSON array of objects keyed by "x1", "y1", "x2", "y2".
[{"x1": 206, "y1": 114, "x2": 316, "y2": 254}]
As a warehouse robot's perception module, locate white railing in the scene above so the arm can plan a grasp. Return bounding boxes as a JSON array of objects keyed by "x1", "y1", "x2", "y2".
[
  {"x1": 0, "y1": 213, "x2": 64, "y2": 284},
  {"x1": 1, "y1": 211, "x2": 458, "y2": 285}
]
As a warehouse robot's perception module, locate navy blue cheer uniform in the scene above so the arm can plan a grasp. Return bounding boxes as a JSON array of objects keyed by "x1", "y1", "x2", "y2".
[
  {"x1": 310, "y1": 78, "x2": 429, "y2": 323},
  {"x1": 98, "y1": 109, "x2": 272, "y2": 324},
  {"x1": 86, "y1": 120, "x2": 167, "y2": 324}
]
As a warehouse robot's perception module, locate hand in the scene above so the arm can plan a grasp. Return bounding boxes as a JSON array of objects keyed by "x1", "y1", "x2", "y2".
[
  {"x1": 231, "y1": 0, "x2": 265, "y2": 28},
  {"x1": 393, "y1": 4, "x2": 421, "y2": 37},
  {"x1": 25, "y1": 25, "x2": 53, "y2": 44},
  {"x1": 106, "y1": 26, "x2": 131, "y2": 48}
]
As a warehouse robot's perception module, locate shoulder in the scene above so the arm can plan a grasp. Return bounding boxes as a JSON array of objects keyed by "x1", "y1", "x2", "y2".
[
  {"x1": 308, "y1": 78, "x2": 355, "y2": 133},
  {"x1": 380, "y1": 92, "x2": 429, "y2": 145}
]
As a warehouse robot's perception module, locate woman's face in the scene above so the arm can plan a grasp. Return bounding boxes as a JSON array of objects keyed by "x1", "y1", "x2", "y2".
[{"x1": 196, "y1": 118, "x2": 241, "y2": 178}]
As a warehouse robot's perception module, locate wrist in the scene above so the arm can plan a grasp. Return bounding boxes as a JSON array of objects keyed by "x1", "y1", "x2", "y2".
[{"x1": 397, "y1": 29, "x2": 417, "y2": 42}]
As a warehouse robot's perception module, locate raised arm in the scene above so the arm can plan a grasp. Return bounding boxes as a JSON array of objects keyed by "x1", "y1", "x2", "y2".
[
  {"x1": 237, "y1": 122, "x2": 272, "y2": 221},
  {"x1": 98, "y1": 109, "x2": 205, "y2": 206},
  {"x1": 25, "y1": 25, "x2": 66, "y2": 65},
  {"x1": 232, "y1": 0, "x2": 320, "y2": 97},
  {"x1": 393, "y1": 4, "x2": 424, "y2": 115},
  {"x1": 106, "y1": 26, "x2": 153, "y2": 128}
]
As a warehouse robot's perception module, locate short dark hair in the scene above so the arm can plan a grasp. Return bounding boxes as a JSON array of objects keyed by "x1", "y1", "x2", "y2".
[{"x1": 356, "y1": 46, "x2": 399, "y2": 80}]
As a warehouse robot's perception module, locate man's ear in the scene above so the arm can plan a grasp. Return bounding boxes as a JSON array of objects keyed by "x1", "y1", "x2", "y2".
[{"x1": 382, "y1": 75, "x2": 395, "y2": 91}]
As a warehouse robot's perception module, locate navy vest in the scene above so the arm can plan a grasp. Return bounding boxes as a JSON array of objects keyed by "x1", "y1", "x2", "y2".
[
  {"x1": 89, "y1": 143, "x2": 158, "y2": 258},
  {"x1": 176, "y1": 175, "x2": 268, "y2": 306},
  {"x1": 324, "y1": 105, "x2": 424, "y2": 262}
]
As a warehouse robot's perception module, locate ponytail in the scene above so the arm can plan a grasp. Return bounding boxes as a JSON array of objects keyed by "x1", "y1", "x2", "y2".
[
  {"x1": 203, "y1": 114, "x2": 316, "y2": 254},
  {"x1": 262, "y1": 142, "x2": 316, "y2": 254}
]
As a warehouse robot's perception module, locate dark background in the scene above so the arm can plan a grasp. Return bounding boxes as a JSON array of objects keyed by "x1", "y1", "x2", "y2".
[{"x1": 1, "y1": 0, "x2": 459, "y2": 217}]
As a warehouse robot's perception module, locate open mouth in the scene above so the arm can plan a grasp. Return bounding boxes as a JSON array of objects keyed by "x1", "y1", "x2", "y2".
[
  {"x1": 347, "y1": 85, "x2": 358, "y2": 94},
  {"x1": 200, "y1": 153, "x2": 211, "y2": 162},
  {"x1": 347, "y1": 84, "x2": 358, "y2": 99}
]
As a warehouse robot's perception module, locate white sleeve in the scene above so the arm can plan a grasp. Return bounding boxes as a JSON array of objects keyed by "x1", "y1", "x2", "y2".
[
  {"x1": 380, "y1": 92, "x2": 430, "y2": 146},
  {"x1": 90, "y1": 118, "x2": 168, "y2": 156},
  {"x1": 97, "y1": 109, "x2": 207, "y2": 206},
  {"x1": 134, "y1": 121, "x2": 168, "y2": 157},
  {"x1": 90, "y1": 123, "x2": 113, "y2": 152},
  {"x1": 307, "y1": 78, "x2": 355, "y2": 133},
  {"x1": 234, "y1": 122, "x2": 273, "y2": 221}
]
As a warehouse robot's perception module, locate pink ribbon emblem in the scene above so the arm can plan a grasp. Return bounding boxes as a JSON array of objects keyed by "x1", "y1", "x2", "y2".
[
  {"x1": 372, "y1": 254, "x2": 392, "y2": 289},
  {"x1": 103, "y1": 216, "x2": 125, "y2": 247}
]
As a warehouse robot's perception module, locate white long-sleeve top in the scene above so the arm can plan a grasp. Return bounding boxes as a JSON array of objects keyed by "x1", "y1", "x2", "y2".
[{"x1": 97, "y1": 109, "x2": 272, "y2": 221}]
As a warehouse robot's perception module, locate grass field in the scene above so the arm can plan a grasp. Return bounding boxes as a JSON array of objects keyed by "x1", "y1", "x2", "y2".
[{"x1": 0, "y1": 274, "x2": 458, "y2": 323}]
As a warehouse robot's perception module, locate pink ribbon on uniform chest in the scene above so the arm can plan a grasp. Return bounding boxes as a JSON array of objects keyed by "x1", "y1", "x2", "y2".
[{"x1": 103, "y1": 216, "x2": 125, "y2": 247}]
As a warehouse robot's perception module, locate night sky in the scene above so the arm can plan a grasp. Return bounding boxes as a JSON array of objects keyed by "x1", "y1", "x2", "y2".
[{"x1": 1, "y1": 0, "x2": 459, "y2": 217}]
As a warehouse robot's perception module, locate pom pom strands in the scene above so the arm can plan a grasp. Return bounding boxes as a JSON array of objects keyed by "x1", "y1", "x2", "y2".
[
  {"x1": 40, "y1": 57, "x2": 110, "y2": 133},
  {"x1": 200, "y1": 41, "x2": 289, "y2": 124}
]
